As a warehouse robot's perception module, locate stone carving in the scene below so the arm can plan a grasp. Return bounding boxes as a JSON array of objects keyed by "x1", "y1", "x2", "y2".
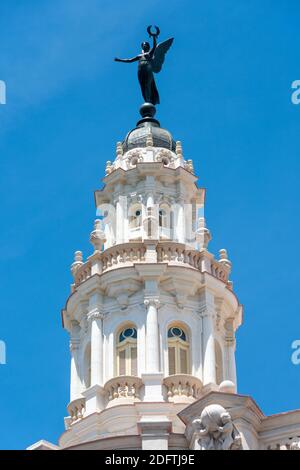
[
  {"x1": 105, "y1": 160, "x2": 114, "y2": 175},
  {"x1": 87, "y1": 308, "x2": 103, "y2": 323},
  {"x1": 184, "y1": 159, "x2": 194, "y2": 173},
  {"x1": 155, "y1": 148, "x2": 174, "y2": 166},
  {"x1": 192, "y1": 404, "x2": 242, "y2": 450},
  {"x1": 290, "y1": 439, "x2": 300, "y2": 450},
  {"x1": 126, "y1": 149, "x2": 143, "y2": 167}
]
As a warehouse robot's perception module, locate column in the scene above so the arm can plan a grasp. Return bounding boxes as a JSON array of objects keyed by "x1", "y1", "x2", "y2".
[
  {"x1": 88, "y1": 309, "x2": 103, "y2": 386},
  {"x1": 136, "y1": 266, "x2": 166, "y2": 402},
  {"x1": 176, "y1": 198, "x2": 186, "y2": 243},
  {"x1": 144, "y1": 175, "x2": 157, "y2": 239},
  {"x1": 142, "y1": 296, "x2": 164, "y2": 401},
  {"x1": 146, "y1": 192, "x2": 156, "y2": 239},
  {"x1": 224, "y1": 318, "x2": 237, "y2": 389},
  {"x1": 82, "y1": 295, "x2": 105, "y2": 415},
  {"x1": 146, "y1": 193, "x2": 154, "y2": 211},
  {"x1": 226, "y1": 341, "x2": 237, "y2": 386},
  {"x1": 115, "y1": 194, "x2": 126, "y2": 244},
  {"x1": 144, "y1": 298, "x2": 160, "y2": 373},
  {"x1": 69, "y1": 321, "x2": 81, "y2": 402},
  {"x1": 202, "y1": 311, "x2": 217, "y2": 385}
]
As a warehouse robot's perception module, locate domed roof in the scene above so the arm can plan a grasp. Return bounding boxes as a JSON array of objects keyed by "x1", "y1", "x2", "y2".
[{"x1": 122, "y1": 103, "x2": 176, "y2": 153}]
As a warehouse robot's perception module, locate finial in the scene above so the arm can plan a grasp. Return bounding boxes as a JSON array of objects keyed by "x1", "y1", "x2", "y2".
[
  {"x1": 219, "y1": 248, "x2": 228, "y2": 260},
  {"x1": 176, "y1": 141, "x2": 183, "y2": 157},
  {"x1": 137, "y1": 102, "x2": 160, "y2": 126},
  {"x1": 90, "y1": 219, "x2": 106, "y2": 252},
  {"x1": 116, "y1": 142, "x2": 123, "y2": 158},
  {"x1": 74, "y1": 250, "x2": 83, "y2": 262},
  {"x1": 196, "y1": 217, "x2": 211, "y2": 249},
  {"x1": 105, "y1": 161, "x2": 113, "y2": 176},
  {"x1": 71, "y1": 250, "x2": 83, "y2": 277},
  {"x1": 186, "y1": 159, "x2": 194, "y2": 174},
  {"x1": 219, "y1": 248, "x2": 232, "y2": 269}
]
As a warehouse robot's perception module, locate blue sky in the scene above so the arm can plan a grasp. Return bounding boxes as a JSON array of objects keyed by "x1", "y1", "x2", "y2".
[{"x1": 0, "y1": 0, "x2": 300, "y2": 449}]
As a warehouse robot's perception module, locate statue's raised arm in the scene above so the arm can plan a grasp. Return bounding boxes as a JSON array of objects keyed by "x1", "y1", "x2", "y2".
[{"x1": 114, "y1": 25, "x2": 174, "y2": 106}]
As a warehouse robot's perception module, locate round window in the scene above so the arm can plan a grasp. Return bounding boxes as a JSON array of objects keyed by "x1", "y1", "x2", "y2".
[
  {"x1": 119, "y1": 327, "x2": 137, "y2": 342},
  {"x1": 168, "y1": 327, "x2": 186, "y2": 341}
]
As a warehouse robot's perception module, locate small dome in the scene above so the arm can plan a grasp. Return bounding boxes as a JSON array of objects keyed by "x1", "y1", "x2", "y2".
[
  {"x1": 123, "y1": 122, "x2": 176, "y2": 152},
  {"x1": 219, "y1": 380, "x2": 236, "y2": 394},
  {"x1": 122, "y1": 103, "x2": 176, "y2": 153}
]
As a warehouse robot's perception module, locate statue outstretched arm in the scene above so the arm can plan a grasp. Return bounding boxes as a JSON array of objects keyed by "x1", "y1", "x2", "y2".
[{"x1": 114, "y1": 56, "x2": 140, "y2": 63}]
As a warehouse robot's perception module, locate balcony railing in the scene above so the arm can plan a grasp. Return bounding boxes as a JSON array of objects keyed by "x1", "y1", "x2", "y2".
[
  {"x1": 104, "y1": 376, "x2": 143, "y2": 405},
  {"x1": 265, "y1": 438, "x2": 300, "y2": 450},
  {"x1": 163, "y1": 374, "x2": 203, "y2": 402},
  {"x1": 67, "y1": 397, "x2": 86, "y2": 423},
  {"x1": 73, "y1": 241, "x2": 231, "y2": 288}
]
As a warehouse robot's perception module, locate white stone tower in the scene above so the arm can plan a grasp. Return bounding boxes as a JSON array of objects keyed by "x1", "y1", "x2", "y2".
[
  {"x1": 58, "y1": 103, "x2": 243, "y2": 449},
  {"x1": 28, "y1": 103, "x2": 300, "y2": 452}
]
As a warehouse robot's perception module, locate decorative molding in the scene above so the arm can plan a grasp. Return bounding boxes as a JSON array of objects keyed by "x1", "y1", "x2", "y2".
[
  {"x1": 87, "y1": 308, "x2": 103, "y2": 323},
  {"x1": 69, "y1": 338, "x2": 80, "y2": 352},
  {"x1": 144, "y1": 298, "x2": 160, "y2": 308},
  {"x1": 214, "y1": 297, "x2": 224, "y2": 331}
]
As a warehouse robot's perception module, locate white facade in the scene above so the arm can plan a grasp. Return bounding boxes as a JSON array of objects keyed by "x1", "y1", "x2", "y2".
[{"x1": 29, "y1": 110, "x2": 300, "y2": 451}]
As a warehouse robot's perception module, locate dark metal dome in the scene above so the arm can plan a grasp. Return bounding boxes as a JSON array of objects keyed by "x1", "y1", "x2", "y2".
[
  {"x1": 122, "y1": 103, "x2": 176, "y2": 153},
  {"x1": 123, "y1": 122, "x2": 176, "y2": 152}
]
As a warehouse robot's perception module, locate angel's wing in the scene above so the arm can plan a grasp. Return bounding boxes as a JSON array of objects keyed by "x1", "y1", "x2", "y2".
[{"x1": 152, "y1": 38, "x2": 174, "y2": 73}]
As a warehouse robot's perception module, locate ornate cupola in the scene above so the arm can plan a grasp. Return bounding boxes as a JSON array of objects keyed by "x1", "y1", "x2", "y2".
[
  {"x1": 123, "y1": 103, "x2": 176, "y2": 152},
  {"x1": 59, "y1": 86, "x2": 243, "y2": 447}
]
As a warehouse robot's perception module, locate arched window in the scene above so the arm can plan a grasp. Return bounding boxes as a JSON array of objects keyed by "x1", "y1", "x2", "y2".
[
  {"x1": 129, "y1": 205, "x2": 142, "y2": 230},
  {"x1": 116, "y1": 326, "x2": 138, "y2": 376},
  {"x1": 159, "y1": 204, "x2": 173, "y2": 240},
  {"x1": 167, "y1": 325, "x2": 190, "y2": 375},
  {"x1": 159, "y1": 208, "x2": 166, "y2": 228},
  {"x1": 159, "y1": 204, "x2": 173, "y2": 228}
]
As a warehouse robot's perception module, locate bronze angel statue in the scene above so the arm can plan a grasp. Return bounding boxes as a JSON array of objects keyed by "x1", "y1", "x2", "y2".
[{"x1": 114, "y1": 26, "x2": 174, "y2": 105}]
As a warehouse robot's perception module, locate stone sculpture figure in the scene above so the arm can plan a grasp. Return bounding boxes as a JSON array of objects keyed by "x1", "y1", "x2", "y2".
[
  {"x1": 290, "y1": 439, "x2": 300, "y2": 450},
  {"x1": 219, "y1": 412, "x2": 235, "y2": 450},
  {"x1": 192, "y1": 404, "x2": 243, "y2": 450},
  {"x1": 114, "y1": 26, "x2": 173, "y2": 105}
]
